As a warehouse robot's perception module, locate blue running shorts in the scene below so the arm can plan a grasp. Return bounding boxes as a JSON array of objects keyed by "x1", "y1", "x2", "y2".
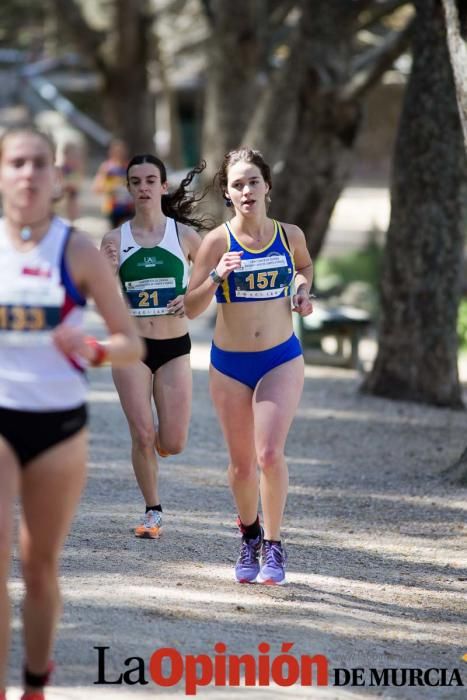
[{"x1": 210, "y1": 334, "x2": 302, "y2": 390}]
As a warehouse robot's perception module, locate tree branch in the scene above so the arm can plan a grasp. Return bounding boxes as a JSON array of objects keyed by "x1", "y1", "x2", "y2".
[
  {"x1": 242, "y1": 25, "x2": 305, "y2": 159},
  {"x1": 51, "y1": 0, "x2": 108, "y2": 74},
  {"x1": 340, "y1": 18, "x2": 414, "y2": 101},
  {"x1": 351, "y1": 0, "x2": 376, "y2": 16},
  {"x1": 198, "y1": 0, "x2": 215, "y2": 27},
  {"x1": 357, "y1": 0, "x2": 413, "y2": 31},
  {"x1": 269, "y1": 0, "x2": 298, "y2": 29}
]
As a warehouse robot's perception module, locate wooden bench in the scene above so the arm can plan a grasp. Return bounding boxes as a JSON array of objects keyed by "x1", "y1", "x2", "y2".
[{"x1": 294, "y1": 303, "x2": 371, "y2": 369}]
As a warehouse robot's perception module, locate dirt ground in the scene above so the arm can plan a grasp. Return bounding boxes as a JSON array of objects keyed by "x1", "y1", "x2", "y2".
[
  {"x1": 6, "y1": 306, "x2": 467, "y2": 700},
  {"x1": 1, "y1": 103, "x2": 465, "y2": 699}
]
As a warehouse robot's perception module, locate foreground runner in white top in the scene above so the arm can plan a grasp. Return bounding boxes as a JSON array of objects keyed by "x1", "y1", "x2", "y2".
[{"x1": 0, "y1": 125, "x2": 143, "y2": 700}]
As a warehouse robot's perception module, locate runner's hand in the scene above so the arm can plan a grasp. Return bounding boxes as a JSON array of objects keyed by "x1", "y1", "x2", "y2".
[
  {"x1": 167, "y1": 295, "x2": 185, "y2": 317},
  {"x1": 215, "y1": 251, "x2": 243, "y2": 279},
  {"x1": 102, "y1": 241, "x2": 119, "y2": 273},
  {"x1": 52, "y1": 324, "x2": 96, "y2": 362},
  {"x1": 292, "y1": 289, "x2": 313, "y2": 316}
]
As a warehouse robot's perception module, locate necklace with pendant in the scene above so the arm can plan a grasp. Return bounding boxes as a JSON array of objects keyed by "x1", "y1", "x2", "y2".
[
  {"x1": 17, "y1": 214, "x2": 52, "y2": 242},
  {"x1": 20, "y1": 227, "x2": 32, "y2": 241}
]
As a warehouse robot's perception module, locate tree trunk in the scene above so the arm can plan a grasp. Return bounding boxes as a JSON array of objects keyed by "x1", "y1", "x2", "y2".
[
  {"x1": 101, "y1": 0, "x2": 154, "y2": 152},
  {"x1": 240, "y1": 2, "x2": 360, "y2": 258},
  {"x1": 268, "y1": 2, "x2": 362, "y2": 258},
  {"x1": 152, "y1": 27, "x2": 184, "y2": 169},
  {"x1": 362, "y1": 0, "x2": 465, "y2": 407},
  {"x1": 269, "y1": 93, "x2": 361, "y2": 260},
  {"x1": 440, "y1": 0, "x2": 467, "y2": 480},
  {"x1": 201, "y1": 1, "x2": 266, "y2": 175},
  {"x1": 52, "y1": 0, "x2": 155, "y2": 153},
  {"x1": 200, "y1": 0, "x2": 267, "y2": 220},
  {"x1": 442, "y1": 447, "x2": 467, "y2": 485},
  {"x1": 201, "y1": 0, "x2": 406, "y2": 257}
]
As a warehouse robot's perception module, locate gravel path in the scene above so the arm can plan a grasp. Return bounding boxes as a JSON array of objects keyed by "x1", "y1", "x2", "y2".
[
  {"x1": 0, "y1": 109, "x2": 463, "y2": 696},
  {"x1": 7, "y1": 309, "x2": 467, "y2": 700}
]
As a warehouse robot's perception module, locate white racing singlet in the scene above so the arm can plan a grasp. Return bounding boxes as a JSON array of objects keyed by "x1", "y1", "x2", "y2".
[{"x1": 0, "y1": 217, "x2": 87, "y2": 411}]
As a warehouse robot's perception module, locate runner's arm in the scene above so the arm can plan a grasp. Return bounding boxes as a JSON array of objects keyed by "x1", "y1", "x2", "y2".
[
  {"x1": 184, "y1": 229, "x2": 233, "y2": 318},
  {"x1": 55, "y1": 232, "x2": 143, "y2": 366}
]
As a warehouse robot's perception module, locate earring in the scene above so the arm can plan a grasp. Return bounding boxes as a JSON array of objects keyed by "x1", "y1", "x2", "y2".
[
  {"x1": 225, "y1": 197, "x2": 232, "y2": 207},
  {"x1": 266, "y1": 194, "x2": 271, "y2": 205},
  {"x1": 52, "y1": 183, "x2": 63, "y2": 202}
]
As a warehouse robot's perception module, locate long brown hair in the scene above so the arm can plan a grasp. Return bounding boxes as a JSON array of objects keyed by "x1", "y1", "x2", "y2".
[{"x1": 127, "y1": 154, "x2": 211, "y2": 231}]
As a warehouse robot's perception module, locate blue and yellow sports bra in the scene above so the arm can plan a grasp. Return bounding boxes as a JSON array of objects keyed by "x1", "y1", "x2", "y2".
[{"x1": 215, "y1": 220, "x2": 295, "y2": 304}]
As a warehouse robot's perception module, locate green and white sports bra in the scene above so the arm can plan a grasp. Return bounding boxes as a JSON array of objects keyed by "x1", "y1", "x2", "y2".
[{"x1": 118, "y1": 218, "x2": 189, "y2": 317}]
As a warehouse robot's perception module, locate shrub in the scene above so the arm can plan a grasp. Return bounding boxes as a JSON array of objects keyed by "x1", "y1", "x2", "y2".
[
  {"x1": 457, "y1": 299, "x2": 467, "y2": 352},
  {"x1": 314, "y1": 237, "x2": 383, "y2": 316}
]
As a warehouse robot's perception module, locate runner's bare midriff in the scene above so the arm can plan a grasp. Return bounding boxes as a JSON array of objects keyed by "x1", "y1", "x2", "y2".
[
  {"x1": 214, "y1": 297, "x2": 294, "y2": 351},
  {"x1": 135, "y1": 314, "x2": 189, "y2": 340}
]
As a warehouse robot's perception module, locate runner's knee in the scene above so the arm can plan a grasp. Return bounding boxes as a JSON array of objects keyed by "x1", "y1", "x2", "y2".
[
  {"x1": 22, "y1": 555, "x2": 59, "y2": 599},
  {"x1": 257, "y1": 445, "x2": 285, "y2": 473},
  {"x1": 229, "y1": 460, "x2": 257, "y2": 481},
  {"x1": 131, "y1": 422, "x2": 156, "y2": 451},
  {"x1": 158, "y1": 433, "x2": 186, "y2": 455}
]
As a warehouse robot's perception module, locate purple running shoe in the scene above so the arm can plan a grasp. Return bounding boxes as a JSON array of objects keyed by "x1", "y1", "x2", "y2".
[
  {"x1": 257, "y1": 540, "x2": 287, "y2": 585},
  {"x1": 234, "y1": 532, "x2": 263, "y2": 583}
]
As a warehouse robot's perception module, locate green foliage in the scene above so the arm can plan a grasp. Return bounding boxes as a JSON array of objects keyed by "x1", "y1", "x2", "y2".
[
  {"x1": 314, "y1": 235, "x2": 383, "y2": 317},
  {"x1": 457, "y1": 299, "x2": 467, "y2": 352},
  {"x1": 315, "y1": 239, "x2": 467, "y2": 352},
  {"x1": 315, "y1": 238, "x2": 383, "y2": 291}
]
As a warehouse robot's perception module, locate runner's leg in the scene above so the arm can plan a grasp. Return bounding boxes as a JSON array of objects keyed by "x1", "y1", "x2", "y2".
[
  {"x1": 0, "y1": 438, "x2": 19, "y2": 693},
  {"x1": 19, "y1": 429, "x2": 87, "y2": 688}
]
